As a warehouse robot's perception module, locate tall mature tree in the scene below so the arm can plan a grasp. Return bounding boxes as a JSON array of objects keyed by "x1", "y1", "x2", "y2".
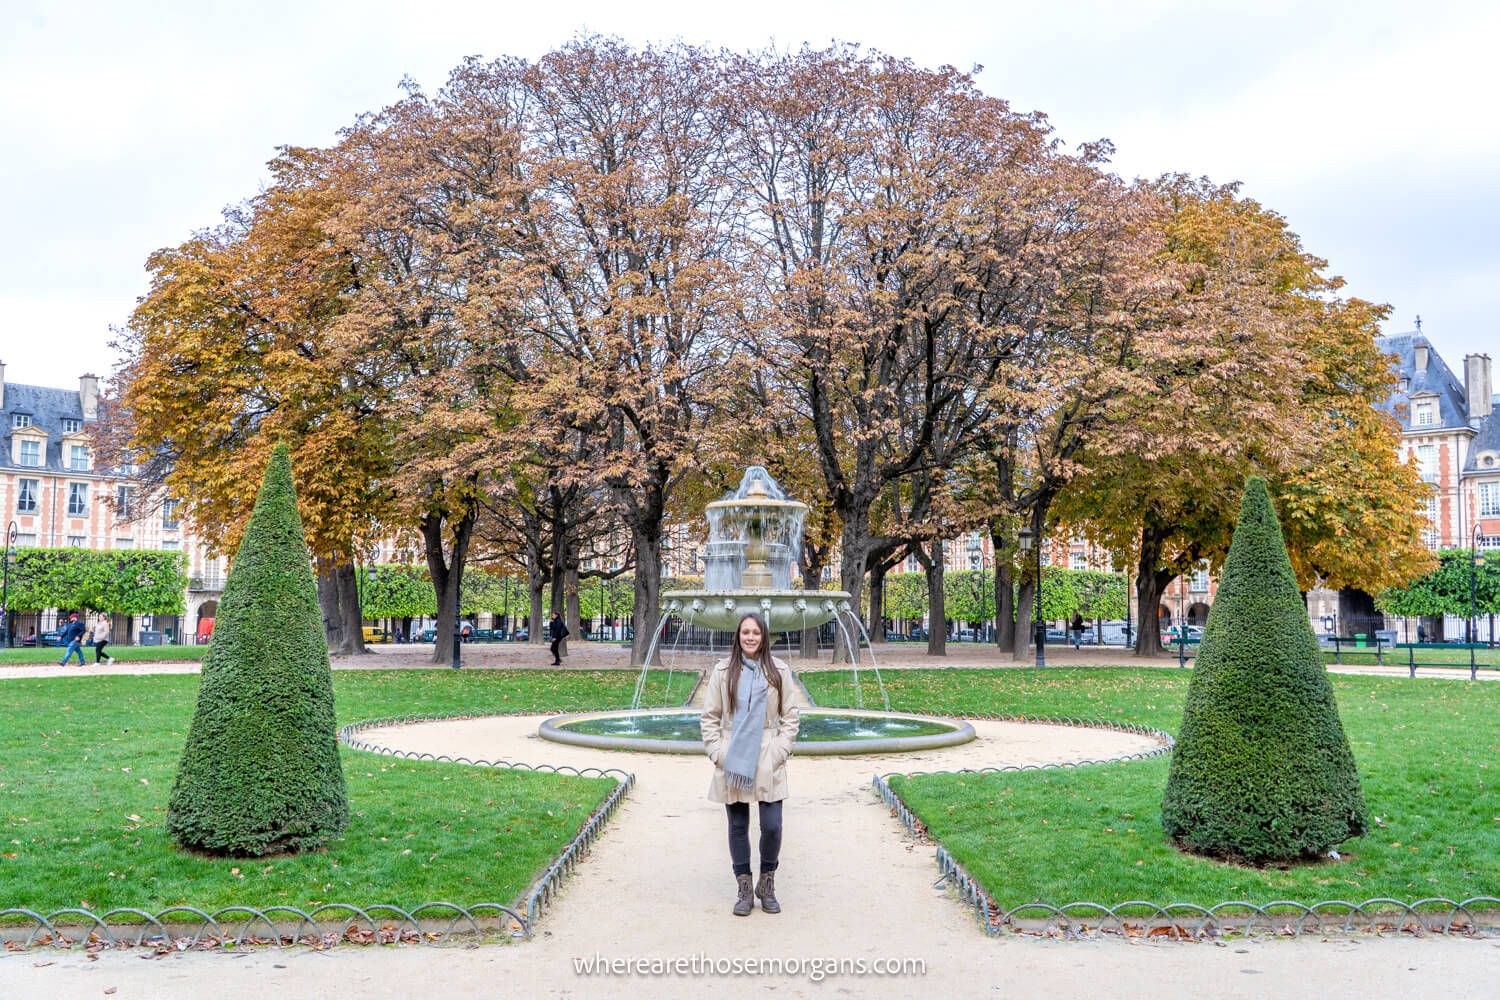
[
  {"x1": 104, "y1": 149, "x2": 392, "y2": 654},
  {"x1": 726, "y1": 46, "x2": 1072, "y2": 627},
  {"x1": 501, "y1": 40, "x2": 741, "y2": 664},
  {"x1": 1053, "y1": 177, "x2": 1431, "y2": 655}
]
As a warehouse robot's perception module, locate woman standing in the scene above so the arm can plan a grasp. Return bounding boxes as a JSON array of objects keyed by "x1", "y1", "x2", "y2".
[
  {"x1": 699, "y1": 612, "x2": 801, "y2": 916},
  {"x1": 91, "y1": 613, "x2": 115, "y2": 665}
]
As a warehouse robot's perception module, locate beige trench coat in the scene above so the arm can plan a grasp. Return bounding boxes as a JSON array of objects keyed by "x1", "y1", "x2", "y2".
[{"x1": 699, "y1": 656, "x2": 802, "y2": 803}]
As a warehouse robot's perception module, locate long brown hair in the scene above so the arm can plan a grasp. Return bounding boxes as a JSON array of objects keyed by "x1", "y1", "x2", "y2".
[{"x1": 726, "y1": 612, "x2": 783, "y2": 707}]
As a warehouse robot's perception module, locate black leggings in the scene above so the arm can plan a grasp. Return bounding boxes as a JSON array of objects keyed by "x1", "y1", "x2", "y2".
[
  {"x1": 94, "y1": 641, "x2": 109, "y2": 663},
  {"x1": 725, "y1": 800, "x2": 783, "y2": 876},
  {"x1": 550, "y1": 637, "x2": 562, "y2": 663}
]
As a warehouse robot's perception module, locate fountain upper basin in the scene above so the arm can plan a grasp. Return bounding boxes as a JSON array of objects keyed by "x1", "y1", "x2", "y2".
[{"x1": 663, "y1": 590, "x2": 854, "y2": 632}]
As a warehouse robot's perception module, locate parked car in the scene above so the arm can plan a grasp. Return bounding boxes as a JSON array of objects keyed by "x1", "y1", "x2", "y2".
[
  {"x1": 418, "y1": 628, "x2": 438, "y2": 643},
  {"x1": 472, "y1": 628, "x2": 496, "y2": 642},
  {"x1": 1045, "y1": 627, "x2": 1068, "y2": 642},
  {"x1": 514, "y1": 627, "x2": 529, "y2": 642},
  {"x1": 39, "y1": 629, "x2": 64, "y2": 647},
  {"x1": 362, "y1": 626, "x2": 388, "y2": 644}
]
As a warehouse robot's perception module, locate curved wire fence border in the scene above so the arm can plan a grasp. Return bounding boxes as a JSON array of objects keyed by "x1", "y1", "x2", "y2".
[
  {"x1": 871, "y1": 713, "x2": 1499, "y2": 939},
  {"x1": 0, "y1": 709, "x2": 639, "y2": 953}
]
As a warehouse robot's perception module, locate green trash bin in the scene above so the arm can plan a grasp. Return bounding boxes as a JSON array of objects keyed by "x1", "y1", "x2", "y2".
[{"x1": 1354, "y1": 633, "x2": 1367, "y2": 648}]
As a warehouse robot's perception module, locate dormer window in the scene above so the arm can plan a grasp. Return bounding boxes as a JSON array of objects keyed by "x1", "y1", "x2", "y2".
[
  {"x1": 1414, "y1": 400, "x2": 1435, "y2": 427},
  {"x1": 11, "y1": 413, "x2": 31, "y2": 429},
  {"x1": 18, "y1": 439, "x2": 41, "y2": 467},
  {"x1": 69, "y1": 444, "x2": 90, "y2": 471},
  {"x1": 61, "y1": 418, "x2": 81, "y2": 434},
  {"x1": 1398, "y1": 378, "x2": 1410, "y2": 393}
]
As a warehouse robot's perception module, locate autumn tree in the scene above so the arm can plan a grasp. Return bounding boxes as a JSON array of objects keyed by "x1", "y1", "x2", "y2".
[
  {"x1": 1053, "y1": 176, "x2": 1431, "y2": 655},
  {"x1": 104, "y1": 148, "x2": 393, "y2": 654}
]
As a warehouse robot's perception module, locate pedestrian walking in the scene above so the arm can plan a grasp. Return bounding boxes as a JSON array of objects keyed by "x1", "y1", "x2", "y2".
[
  {"x1": 699, "y1": 612, "x2": 802, "y2": 915},
  {"x1": 90, "y1": 613, "x2": 115, "y2": 665},
  {"x1": 1070, "y1": 612, "x2": 1085, "y2": 650},
  {"x1": 57, "y1": 611, "x2": 87, "y2": 666},
  {"x1": 548, "y1": 611, "x2": 569, "y2": 666}
]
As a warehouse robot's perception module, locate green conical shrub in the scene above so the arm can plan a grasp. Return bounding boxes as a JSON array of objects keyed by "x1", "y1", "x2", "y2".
[
  {"x1": 167, "y1": 444, "x2": 348, "y2": 856},
  {"x1": 1160, "y1": 477, "x2": 1367, "y2": 864}
]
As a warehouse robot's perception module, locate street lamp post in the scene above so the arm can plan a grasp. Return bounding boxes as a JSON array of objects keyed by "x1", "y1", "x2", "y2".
[
  {"x1": 1, "y1": 521, "x2": 17, "y2": 648},
  {"x1": 1177, "y1": 579, "x2": 1187, "y2": 668},
  {"x1": 1470, "y1": 527, "x2": 1484, "y2": 681},
  {"x1": 1018, "y1": 519, "x2": 1045, "y2": 668}
]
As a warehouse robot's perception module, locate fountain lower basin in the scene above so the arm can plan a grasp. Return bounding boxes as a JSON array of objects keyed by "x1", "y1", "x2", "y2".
[{"x1": 538, "y1": 707, "x2": 976, "y2": 755}]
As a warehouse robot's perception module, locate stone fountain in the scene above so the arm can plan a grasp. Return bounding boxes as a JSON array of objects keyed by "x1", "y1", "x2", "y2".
[{"x1": 537, "y1": 467, "x2": 974, "y2": 755}]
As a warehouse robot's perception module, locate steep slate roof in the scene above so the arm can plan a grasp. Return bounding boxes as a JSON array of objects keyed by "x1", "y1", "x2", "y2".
[
  {"x1": 0, "y1": 382, "x2": 88, "y2": 474},
  {"x1": 1375, "y1": 332, "x2": 1471, "y2": 432},
  {"x1": 1463, "y1": 412, "x2": 1500, "y2": 472}
]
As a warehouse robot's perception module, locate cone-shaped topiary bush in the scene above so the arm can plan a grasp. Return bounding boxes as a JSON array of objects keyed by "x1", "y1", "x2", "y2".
[
  {"x1": 1160, "y1": 477, "x2": 1367, "y2": 864},
  {"x1": 167, "y1": 444, "x2": 348, "y2": 856}
]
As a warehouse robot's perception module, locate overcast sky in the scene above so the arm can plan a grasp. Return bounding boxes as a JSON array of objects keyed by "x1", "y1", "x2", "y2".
[{"x1": 3, "y1": 0, "x2": 1495, "y2": 390}]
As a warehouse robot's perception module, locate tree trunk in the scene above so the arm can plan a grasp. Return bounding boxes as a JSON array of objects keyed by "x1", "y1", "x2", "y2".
[
  {"x1": 995, "y1": 558, "x2": 1015, "y2": 652},
  {"x1": 1014, "y1": 578, "x2": 1035, "y2": 659},
  {"x1": 868, "y1": 562, "x2": 887, "y2": 645},
  {"x1": 630, "y1": 524, "x2": 663, "y2": 666},
  {"x1": 422, "y1": 508, "x2": 475, "y2": 666},
  {"x1": 1134, "y1": 523, "x2": 1173, "y2": 657},
  {"x1": 528, "y1": 563, "x2": 545, "y2": 647},
  {"x1": 315, "y1": 558, "x2": 365, "y2": 656},
  {"x1": 564, "y1": 563, "x2": 581, "y2": 652},
  {"x1": 835, "y1": 506, "x2": 872, "y2": 663},
  {"x1": 799, "y1": 559, "x2": 823, "y2": 659},
  {"x1": 924, "y1": 541, "x2": 947, "y2": 657}
]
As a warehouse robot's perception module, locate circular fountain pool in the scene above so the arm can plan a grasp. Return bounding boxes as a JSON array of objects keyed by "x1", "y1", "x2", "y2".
[{"x1": 538, "y1": 708, "x2": 975, "y2": 755}]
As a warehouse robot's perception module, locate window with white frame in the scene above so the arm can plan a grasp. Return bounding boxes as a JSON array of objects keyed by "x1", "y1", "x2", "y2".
[
  {"x1": 115, "y1": 485, "x2": 132, "y2": 520},
  {"x1": 1423, "y1": 496, "x2": 1440, "y2": 549},
  {"x1": 160, "y1": 539, "x2": 179, "y2": 551},
  {"x1": 67, "y1": 482, "x2": 88, "y2": 517},
  {"x1": 11, "y1": 413, "x2": 31, "y2": 428},
  {"x1": 1414, "y1": 400, "x2": 1435, "y2": 426},
  {"x1": 69, "y1": 444, "x2": 89, "y2": 471},
  {"x1": 1071, "y1": 549, "x2": 1087, "y2": 569},
  {"x1": 61, "y1": 418, "x2": 81, "y2": 433},
  {"x1": 1417, "y1": 444, "x2": 1438, "y2": 483},
  {"x1": 15, "y1": 533, "x2": 36, "y2": 547},
  {"x1": 114, "y1": 538, "x2": 134, "y2": 550},
  {"x1": 66, "y1": 535, "x2": 85, "y2": 547},
  {"x1": 1481, "y1": 482, "x2": 1500, "y2": 518},
  {"x1": 162, "y1": 499, "x2": 180, "y2": 530},
  {"x1": 1480, "y1": 534, "x2": 1500, "y2": 550},
  {"x1": 16, "y1": 478, "x2": 39, "y2": 513},
  {"x1": 1190, "y1": 565, "x2": 1211, "y2": 592},
  {"x1": 18, "y1": 439, "x2": 40, "y2": 467}
]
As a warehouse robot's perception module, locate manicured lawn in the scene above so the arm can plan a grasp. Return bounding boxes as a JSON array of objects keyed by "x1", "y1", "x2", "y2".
[
  {"x1": 0, "y1": 669, "x2": 677, "y2": 917},
  {"x1": 0, "y1": 644, "x2": 208, "y2": 665},
  {"x1": 804, "y1": 667, "x2": 1499, "y2": 909}
]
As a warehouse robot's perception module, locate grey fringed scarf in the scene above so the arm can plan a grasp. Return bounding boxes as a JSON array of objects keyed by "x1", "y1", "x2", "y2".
[{"x1": 723, "y1": 659, "x2": 769, "y2": 792}]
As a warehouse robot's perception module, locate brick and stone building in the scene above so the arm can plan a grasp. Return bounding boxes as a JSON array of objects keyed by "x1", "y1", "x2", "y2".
[{"x1": 0, "y1": 363, "x2": 223, "y2": 644}]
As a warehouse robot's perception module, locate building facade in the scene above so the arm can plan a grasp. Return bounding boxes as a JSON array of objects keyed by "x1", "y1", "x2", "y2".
[{"x1": 0, "y1": 363, "x2": 223, "y2": 644}]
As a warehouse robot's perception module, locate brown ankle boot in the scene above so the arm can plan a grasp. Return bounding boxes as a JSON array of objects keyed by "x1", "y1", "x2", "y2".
[
  {"x1": 755, "y1": 871, "x2": 780, "y2": 913},
  {"x1": 733, "y1": 873, "x2": 754, "y2": 916}
]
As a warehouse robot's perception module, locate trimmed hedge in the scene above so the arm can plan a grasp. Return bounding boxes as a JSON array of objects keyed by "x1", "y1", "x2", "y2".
[
  {"x1": 167, "y1": 444, "x2": 348, "y2": 856},
  {"x1": 1160, "y1": 477, "x2": 1367, "y2": 864}
]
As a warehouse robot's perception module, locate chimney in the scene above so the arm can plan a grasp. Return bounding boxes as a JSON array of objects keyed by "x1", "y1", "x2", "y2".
[
  {"x1": 1414, "y1": 342, "x2": 1429, "y2": 374},
  {"x1": 79, "y1": 373, "x2": 99, "y2": 421},
  {"x1": 1466, "y1": 354, "x2": 1493, "y2": 422}
]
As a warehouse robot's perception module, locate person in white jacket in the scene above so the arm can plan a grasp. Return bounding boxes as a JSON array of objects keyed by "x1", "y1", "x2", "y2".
[{"x1": 699, "y1": 612, "x2": 801, "y2": 916}]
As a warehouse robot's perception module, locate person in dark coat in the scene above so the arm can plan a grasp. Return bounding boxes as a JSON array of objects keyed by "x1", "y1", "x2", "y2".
[
  {"x1": 57, "y1": 611, "x2": 88, "y2": 666},
  {"x1": 548, "y1": 611, "x2": 569, "y2": 666},
  {"x1": 1070, "y1": 612, "x2": 1085, "y2": 650}
]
